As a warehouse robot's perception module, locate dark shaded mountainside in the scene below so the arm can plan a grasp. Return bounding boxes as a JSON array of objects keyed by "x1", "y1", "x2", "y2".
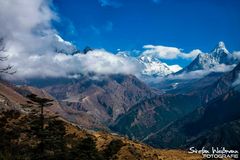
[
  {"x1": 161, "y1": 61, "x2": 240, "y2": 103},
  {"x1": 145, "y1": 88, "x2": 240, "y2": 149},
  {"x1": 144, "y1": 63, "x2": 240, "y2": 149},
  {"x1": 0, "y1": 79, "x2": 203, "y2": 160},
  {"x1": 201, "y1": 62, "x2": 240, "y2": 103},
  {"x1": 110, "y1": 93, "x2": 201, "y2": 140}
]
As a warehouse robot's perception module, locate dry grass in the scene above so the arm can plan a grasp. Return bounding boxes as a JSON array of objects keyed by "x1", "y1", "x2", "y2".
[{"x1": 65, "y1": 128, "x2": 204, "y2": 160}]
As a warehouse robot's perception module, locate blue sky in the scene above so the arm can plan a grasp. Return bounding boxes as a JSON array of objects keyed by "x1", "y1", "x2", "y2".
[{"x1": 53, "y1": 0, "x2": 240, "y2": 67}]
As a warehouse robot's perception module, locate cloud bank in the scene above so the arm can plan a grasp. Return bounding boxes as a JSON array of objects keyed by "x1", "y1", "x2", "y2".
[
  {"x1": 168, "y1": 64, "x2": 236, "y2": 80},
  {"x1": 168, "y1": 65, "x2": 182, "y2": 72},
  {"x1": 233, "y1": 51, "x2": 240, "y2": 61},
  {"x1": 8, "y1": 49, "x2": 141, "y2": 79},
  {"x1": 0, "y1": 0, "x2": 140, "y2": 80},
  {"x1": 142, "y1": 45, "x2": 201, "y2": 60}
]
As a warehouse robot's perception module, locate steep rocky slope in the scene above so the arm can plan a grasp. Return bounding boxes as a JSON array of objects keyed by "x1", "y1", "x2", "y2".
[
  {"x1": 1, "y1": 79, "x2": 106, "y2": 129},
  {"x1": 200, "y1": 62, "x2": 240, "y2": 103},
  {"x1": 144, "y1": 87, "x2": 240, "y2": 150},
  {"x1": 141, "y1": 63, "x2": 240, "y2": 149},
  {"x1": 42, "y1": 74, "x2": 155, "y2": 125},
  {"x1": 110, "y1": 93, "x2": 201, "y2": 140},
  {"x1": 161, "y1": 62, "x2": 240, "y2": 105}
]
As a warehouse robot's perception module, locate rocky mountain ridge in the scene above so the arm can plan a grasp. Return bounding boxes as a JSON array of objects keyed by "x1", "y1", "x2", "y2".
[{"x1": 0, "y1": 79, "x2": 203, "y2": 160}]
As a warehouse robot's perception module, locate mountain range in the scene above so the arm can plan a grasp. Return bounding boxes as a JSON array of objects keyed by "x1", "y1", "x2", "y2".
[
  {"x1": 139, "y1": 55, "x2": 182, "y2": 77},
  {"x1": 0, "y1": 79, "x2": 203, "y2": 160},
  {"x1": 2, "y1": 41, "x2": 240, "y2": 157},
  {"x1": 116, "y1": 41, "x2": 238, "y2": 81},
  {"x1": 43, "y1": 74, "x2": 155, "y2": 128},
  {"x1": 144, "y1": 62, "x2": 240, "y2": 149}
]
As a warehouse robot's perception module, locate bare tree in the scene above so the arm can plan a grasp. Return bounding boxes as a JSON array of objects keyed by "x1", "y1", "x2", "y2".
[{"x1": 0, "y1": 38, "x2": 15, "y2": 74}]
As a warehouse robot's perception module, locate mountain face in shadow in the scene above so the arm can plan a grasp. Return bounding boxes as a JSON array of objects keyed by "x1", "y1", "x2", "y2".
[
  {"x1": 144, "y1": 88, "x2": 240, "y2": 150},
  {"x1": 200, "y1": 62, "x2": 240, "y2": 103},
  {"x1": 143, "y1": 63, "x2": 240, "y2": 149},
  {"x1": 110, "y1": 93, "x2": 201, "y2": 140}
]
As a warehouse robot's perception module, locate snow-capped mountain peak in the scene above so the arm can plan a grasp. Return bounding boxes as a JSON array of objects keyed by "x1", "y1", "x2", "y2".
[
  {"x1": 211, "y1": 41, "x2": 229, "y2": 61},
  {"x1": 188, "y1": 53, "x2": 218, "y2": 70},
  {"x1": 218, "y1": 41, "x2": 225, "y2": 48},
  {"x1": 116, "y1": 51, "x2": 131, "y2": 58},
  {"x1": 139, "y1": 55, "x2": 181, "y2": 77},
  {"x1": 139, "y1": 55, "x2": 158, "y2": 63},
  {"x1": 52, "y1": 34, "x2": 78, "y2": 54},
  {"x1": 177, "y1": 41, "x2": 236, "y2": 74},
  {"x1": 117, "y1": 52, "x2": 182, "y2": 77}
]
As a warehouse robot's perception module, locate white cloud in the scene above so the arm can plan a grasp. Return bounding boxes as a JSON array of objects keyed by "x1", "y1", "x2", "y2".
[
  {"x1": 233, "y1": 51, "x2": 240, "y2": 61},
  {"x1": 0, "y1": 0, "x2": 140, "y2": 80},
  {"x1": 168, "y1": 64, "x2": 236, "y2": 80},
  {"x1": 143, "y1": 45, "x2": 180, "y2": 59},
  {"x1": 233, "y1": 74, "x2": 240, "y2": 87},
  {"x1": 77, "y1": 50, "x2": 141, "y2": 75},
  {"x1": 180, "y1": 49, "x2": 202, "y2": 59},
  {"x1": 142, "y1": 45, "x2": 201, "y2": 60},
  {"x1": 5, "y1": 49, "x2": 141, "y2": 79},
  {"x1": 0, "y1": 0, "x2": 57, "y2": 53},
  {"x1": 212, "y1": 64, "x2": 236, "y2": 73},
  {"x1": 168, "y1": 65, "x2": 182, "y2": 72}
]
